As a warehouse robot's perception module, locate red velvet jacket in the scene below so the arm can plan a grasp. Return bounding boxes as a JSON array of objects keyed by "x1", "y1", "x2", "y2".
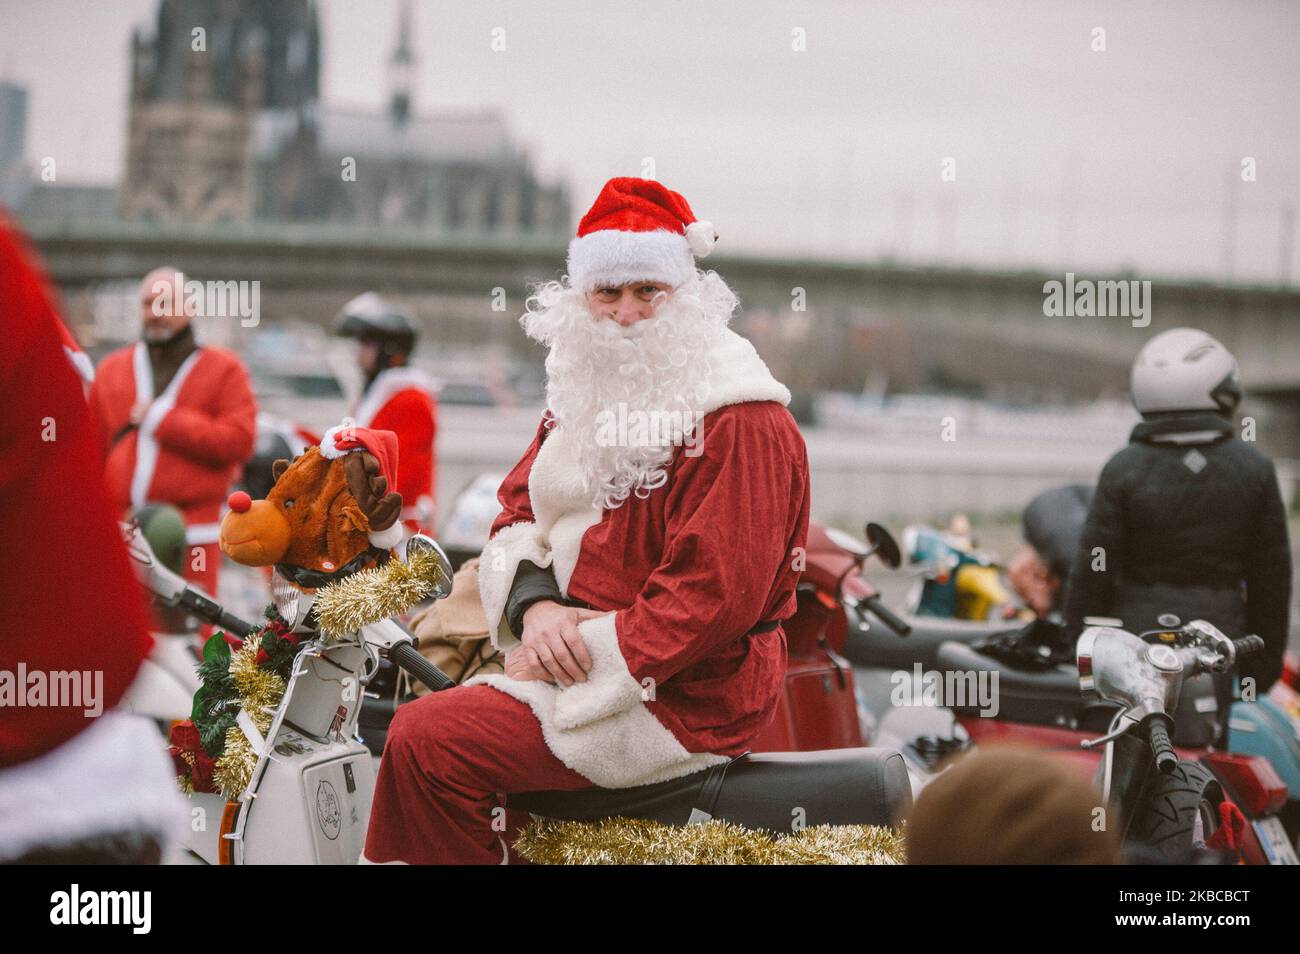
[{"x1": 495, "y1": 402, "x2": 811, "y2": 755}]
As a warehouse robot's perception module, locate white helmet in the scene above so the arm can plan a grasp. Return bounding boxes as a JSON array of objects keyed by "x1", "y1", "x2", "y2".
[{"x1": 1130, "y1": 328, "x2": 1241, "y2": 415}]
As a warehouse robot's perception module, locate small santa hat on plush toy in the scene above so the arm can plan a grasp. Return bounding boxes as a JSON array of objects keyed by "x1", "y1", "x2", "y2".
[
  {"x1": 319, "y1": 424, "x2": 404, "y2": 549},
  {"x1": 567, "y1": 177, "x2": 718, "y2": 292}
]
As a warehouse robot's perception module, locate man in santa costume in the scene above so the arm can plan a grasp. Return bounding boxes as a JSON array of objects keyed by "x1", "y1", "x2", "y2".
[
  {"x1": 365, "y1": 177, "x2": 810, "y2": 864},
  {"x1": 334, "y1": 292, "x2": 438, "y2": 534},
  {"x1": 89, "y1": 266, "x2": 256, "y2": 598}
]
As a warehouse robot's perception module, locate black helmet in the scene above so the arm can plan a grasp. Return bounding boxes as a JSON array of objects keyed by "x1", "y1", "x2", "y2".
[
  {"x1": 239, "y1": 418, "x2": 296, "y2": 501},
  {"x1": 333, "y1": 292, "x2": 417, "y2": 356}
]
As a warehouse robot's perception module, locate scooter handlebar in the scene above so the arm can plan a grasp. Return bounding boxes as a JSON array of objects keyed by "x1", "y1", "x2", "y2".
[
  {"x1": 864, "y1": 596, "x2": 912, "y2": 637},
  {"x1": 1146, "y1": 719, "x2": 1178, "y2": 775},
  {"x1": 125, "y1": 523, "x2": 260, "y2": 636},
  {"x1": 1233, "y1": 635, "x2": 1265, "y2": 658},
  {"x1": 175, "y1": 588, "x2": 259, "y2": 639},
  {"x1": 389, "y1": 640, "x2": 456, "y2": 693}
]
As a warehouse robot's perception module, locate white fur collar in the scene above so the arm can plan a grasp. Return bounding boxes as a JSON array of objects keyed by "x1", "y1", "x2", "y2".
[
  {"x1": 693, "y1": 328, "x2": 791, "y2": 415},
  {"x1": 354, "y1": 366, "x2": 439, "y2": 428}
]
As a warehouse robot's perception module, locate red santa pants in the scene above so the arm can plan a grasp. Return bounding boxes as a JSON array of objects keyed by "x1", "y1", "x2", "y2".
[{"x1": 364, "y1": 684, "x2": 593, "y2": 864}]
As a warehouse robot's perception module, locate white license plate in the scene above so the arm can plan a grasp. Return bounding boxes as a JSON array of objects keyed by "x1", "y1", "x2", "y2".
[{"x1": 1253, "y1": 816, "x2": 1299, "y2": 865}]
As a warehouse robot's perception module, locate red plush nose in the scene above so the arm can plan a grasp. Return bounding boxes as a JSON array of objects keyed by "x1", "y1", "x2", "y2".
[{"x1": 227, "y1": 491, "x2": 252, "y2": 514}]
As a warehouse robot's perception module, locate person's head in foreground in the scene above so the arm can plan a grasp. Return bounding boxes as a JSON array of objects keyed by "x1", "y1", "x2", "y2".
[
  {"x1": 521, "y1": 176, "x2": 732, "y2": 509},
  {"x1": 906, "y1": 746, "x2": 1122, "y2": 865}
]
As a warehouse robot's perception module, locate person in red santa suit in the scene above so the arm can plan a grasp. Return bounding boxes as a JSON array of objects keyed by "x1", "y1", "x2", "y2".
[
  {"x1": 333, "y1": 293, "x2": 438, "y2": 534},
  {"x1": 88, "y1": 266, "x2": 256, "y2": 599},
  {"x1": 364, "y1": 177, "x2": 810, "y2": 864}
]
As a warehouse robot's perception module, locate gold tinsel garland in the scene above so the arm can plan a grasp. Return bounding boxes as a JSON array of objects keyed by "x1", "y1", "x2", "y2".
[
  {"x1": 176, "y1": 752, "x2": 196, "y2": 796},
  {"x1": 314, "y1": 547, "x2": 447, "y2": 639},
  {"x1": 211, "y1": 639, "x2": 285, "y2": 797},
  {"x1": 202, "y1": 550, "x2": 444, "y2": 796},
  {"x1": 514, "y1": 817, "x2": 907, "y2": 865}
]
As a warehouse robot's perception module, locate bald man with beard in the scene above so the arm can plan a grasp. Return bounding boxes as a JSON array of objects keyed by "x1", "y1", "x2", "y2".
[{"x1": 89, "y1": 267, "x2": 256, "y2": 599}]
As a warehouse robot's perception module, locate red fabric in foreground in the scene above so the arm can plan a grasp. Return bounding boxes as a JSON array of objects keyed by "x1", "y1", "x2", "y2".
[{"x1": 0, "y1": 211, "x2": 153, "y2": 767}]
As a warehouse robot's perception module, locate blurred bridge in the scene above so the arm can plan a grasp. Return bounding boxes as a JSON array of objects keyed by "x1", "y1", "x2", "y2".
[{"x1": 27, "y1": 217, "x2": 1300, "y2": 453}]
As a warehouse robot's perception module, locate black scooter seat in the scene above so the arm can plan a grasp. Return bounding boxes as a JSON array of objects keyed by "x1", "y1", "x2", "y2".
[
  {"x1": 936, "y1": 639, "x2": 1080, "y2": 694},
  {"x1": 846, "y1": 612, "x2": 1009, "y2": 670},
  {"x1": 935, "y1": 639, "x2": 1111, "y2": 730},
  {"x1": 509, "y1": 748, "x2": 911, "y2": 833}
]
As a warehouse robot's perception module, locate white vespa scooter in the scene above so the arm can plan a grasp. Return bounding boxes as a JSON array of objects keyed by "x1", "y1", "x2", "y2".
[
  {"x1": 121, "y1": 521, "x2": 914, "y2": 864},
  {"x1": 120, "y1": 521, "x2": 455, "y2": 864}
]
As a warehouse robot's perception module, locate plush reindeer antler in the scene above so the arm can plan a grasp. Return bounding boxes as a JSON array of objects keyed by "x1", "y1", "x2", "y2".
[{"x1": 343, "y1": 451, "x2": 402, "y2": 532}]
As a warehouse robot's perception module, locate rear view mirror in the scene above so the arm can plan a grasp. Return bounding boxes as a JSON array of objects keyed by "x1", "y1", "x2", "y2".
[{"x1": 864, "y1": 522, "x2": 902, "y2": 570}]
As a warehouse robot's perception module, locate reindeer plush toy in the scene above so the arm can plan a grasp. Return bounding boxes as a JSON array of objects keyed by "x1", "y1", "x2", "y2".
[{"x1": 219, "y1": 426, "x2": 404, "y2": 597}]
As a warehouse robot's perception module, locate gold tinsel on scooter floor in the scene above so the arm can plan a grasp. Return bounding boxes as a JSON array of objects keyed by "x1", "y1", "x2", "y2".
[{"x1": 514, "y1": 817, "x2": 907, "y2": 865}]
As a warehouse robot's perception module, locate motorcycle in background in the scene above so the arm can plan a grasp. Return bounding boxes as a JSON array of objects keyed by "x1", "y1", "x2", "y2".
[
  {"x1": 748, "y1": 521, "x2": 907, "y2": 752},
  {"x1": 901, "y1": 518, "x2": 1016, "y2": 622},
  {"x1": 437, "y1": 471, "x2": 507, "y2": 569},
  {"x1": 816, "y1": 518, "x2": 1299, "y2": 861},
  {"x1": 1077, "y1": 620, "x2": 1297, "y2": 863},
  {"x1": 1226, "y1": 655, "x2": 1300, "y2": 840},
  {"x1": 885, "y1": 614, "x2": 1296, "y2": 861}
]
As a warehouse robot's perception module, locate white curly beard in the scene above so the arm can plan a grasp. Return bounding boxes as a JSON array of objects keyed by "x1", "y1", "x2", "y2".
[{"x1": 520, "y1": 270, "x2": 738, "y2": 510}]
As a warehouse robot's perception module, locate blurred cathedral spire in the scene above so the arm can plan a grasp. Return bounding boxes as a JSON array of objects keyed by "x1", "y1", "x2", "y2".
[{"x1": 389, "y1": 0, "x2": 416, "y2": 127}]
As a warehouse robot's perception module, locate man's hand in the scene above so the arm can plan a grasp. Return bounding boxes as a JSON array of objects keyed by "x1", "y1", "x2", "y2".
[
  {"x1": 128, "y1": 401, "x2": 151, "y2": 426},
  {"x1": 505, "y1": 601, "x2": 603, "y2": 686}
]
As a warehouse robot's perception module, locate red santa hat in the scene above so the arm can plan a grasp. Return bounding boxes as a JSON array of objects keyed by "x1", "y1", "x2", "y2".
[
  {"x1": 318, "y1": 424, "x2": 404, "y2": 549},
  {"x1": 567, "y1": 177, "x2": 718, "y2": 291}
]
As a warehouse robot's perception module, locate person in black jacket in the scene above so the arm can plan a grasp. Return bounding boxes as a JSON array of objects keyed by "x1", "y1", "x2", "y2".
[{"x1": 1064, "y1": 328, "x2": 1292, "y2": 696}]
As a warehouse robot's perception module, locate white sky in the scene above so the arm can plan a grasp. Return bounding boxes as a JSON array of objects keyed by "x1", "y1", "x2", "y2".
[{"x1": 2, "y1": 0, "x2": 1298, "y2": 284}]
